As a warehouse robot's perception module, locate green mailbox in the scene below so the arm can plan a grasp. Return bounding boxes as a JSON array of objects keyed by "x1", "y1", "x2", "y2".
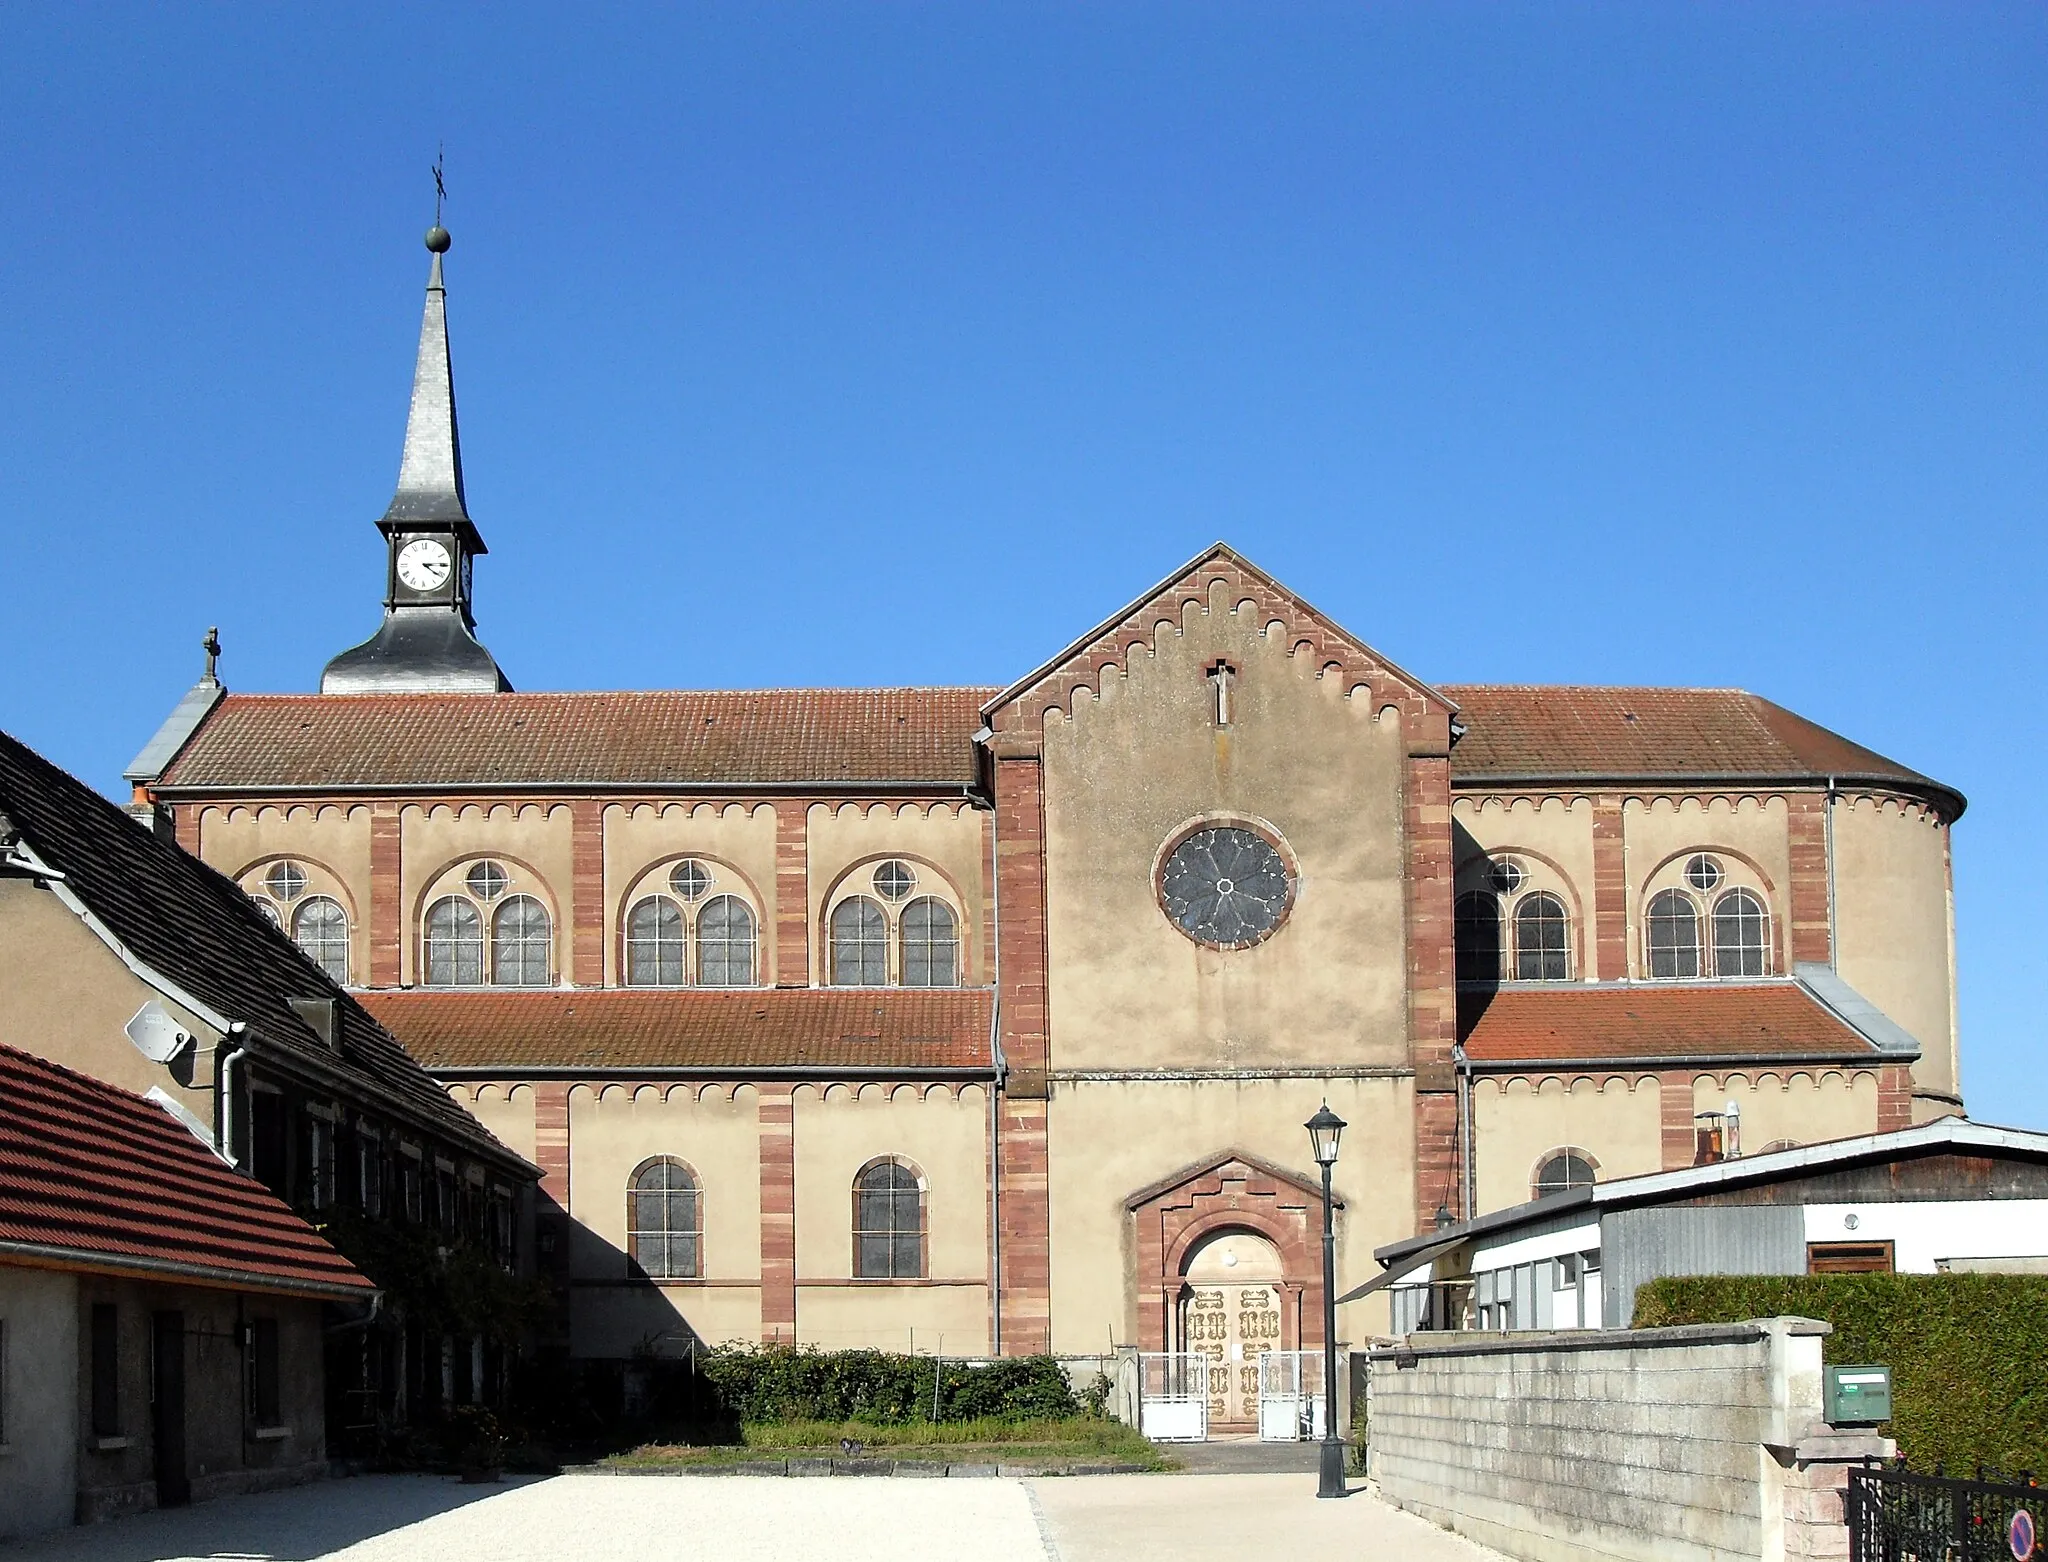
[{"x1": 1824, "y1": 1365, "x2": 1892, "y2": 1426}]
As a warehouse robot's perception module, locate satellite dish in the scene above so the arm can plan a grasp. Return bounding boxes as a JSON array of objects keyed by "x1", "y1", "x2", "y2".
[{"x1": 124, "y1": 1000, "x2": 192, "y2": 1064}]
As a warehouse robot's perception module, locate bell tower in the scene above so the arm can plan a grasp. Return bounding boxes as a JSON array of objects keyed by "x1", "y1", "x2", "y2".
[{"x1": 321, "y1": 224, "x2": 510, "y2": 694}]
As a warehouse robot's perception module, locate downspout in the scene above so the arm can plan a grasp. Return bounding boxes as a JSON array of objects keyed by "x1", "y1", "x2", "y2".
[
  {"x1": 984, "y1": 759, "x2": 1004, "y2": 1359},
  {"x1": 1824, "y1": 776, "x2": 1839, "y2": 969},
  {"x1": 1455, "y1": 1042, "x2": 1473, "y2": 1222},
  {"x1": 214, "y1": 1022, "x2": 249, "y2": 1162}
]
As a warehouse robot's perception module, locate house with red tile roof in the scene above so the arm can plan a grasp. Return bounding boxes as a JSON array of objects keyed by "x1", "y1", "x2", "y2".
[
  {"x1": 118, "y1": 227, "x2": 1967, "y2": 1417},
  {"x1": 0, "y1": 1042, "x2": 371, "y2": 1538}
]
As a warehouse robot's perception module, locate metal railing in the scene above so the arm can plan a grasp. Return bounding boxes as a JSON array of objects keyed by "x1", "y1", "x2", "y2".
[{"x1": 1848, "y1": 1460, "x2": 2043, "y2": 1561}]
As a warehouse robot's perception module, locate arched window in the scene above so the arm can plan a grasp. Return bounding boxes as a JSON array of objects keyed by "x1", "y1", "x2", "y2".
[
  {"x1": 697, "y1": 895, "x2": 756, "y2": 987},
  {"x1": 1645, "y1": 889, "x2": 1701, "y2": 978},
  {"x1": 626, "y1": 895, "x2": 685, "y2": 987},
  {"x1": 1513, "y1": 893, "x2": 1570, "y2": 982},
  {"x1": 627, "y1": 1158, "x2": 701, "y2": 1279},
  {"x1": 853, "y1": 1159, "x2": 923, "y2": 1279},
  {"x1": 293, "y1": 896, "x2": 351, "y2": 984},
  {"x1": 1533, "y1": 1151, "x2": 1597, "y2": 1199},
  {"x1": 1711, "y1": 889, "x2": 1769, "y2": 977},
  {"x1": 831, "y1": 897, "x2": 889, "y2": 986},
  {"x1": 1455, "y1": 891, "x2": 1502, "y2": 984},
  {"x1": 424, "y1": 897, "x2": 484, "y2": 986},
  {"x1": 900, "y1": 897, "x2": 958, "y2": 988},
  {"x1": 492, "y1": 895, "x2": 552, "y2": 986},
  {"x1": 250, "y1": 896, "x2": 282, "y2": 927}
]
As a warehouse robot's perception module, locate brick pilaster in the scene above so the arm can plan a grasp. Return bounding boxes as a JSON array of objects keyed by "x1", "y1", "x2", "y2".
[
  {"x1": 774, "y1": 802, "x2": 809, "y2": 987},
  {"x1": 570, "y1": 801, "x2": 604, "y2": 986},
  {"x1": 369, "y1": 802, "x2": 402, "y2": 988},
  {"x1": 1592, "y1": 796, "x2": 1628, "y2": 980},
  {"x1": 1787, "y1": 793, "x2": 1832, "y2": 967},
  {"x1": 1405, "y1": 753, "x2": 1460, "y2": 1229},
  {"x1": 1876, "y1": 1066, "x2": 1914, "y2": 1132},
  {"x1": 172, "y1": 803, "x2": 201, "y2": 855},
  {"x1": 997, "y1": 1095, "x2": 1050, "y2": 1354},
  {"x1": 759, "y1": 1086, "x2": 797, "y2": 1341},
  {"x1": 1659, "y1": 1071, "x2": 1697, "y2": 1169}
]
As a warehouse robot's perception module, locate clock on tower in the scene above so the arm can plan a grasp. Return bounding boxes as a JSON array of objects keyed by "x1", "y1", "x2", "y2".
[{"x1": 321, "y1": 225, "x2": 509, "y2": 694}]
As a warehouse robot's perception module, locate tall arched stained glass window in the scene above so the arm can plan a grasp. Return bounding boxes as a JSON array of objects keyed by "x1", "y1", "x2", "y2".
[
  {"x1": 424, "y1": 897, "x2": 484, "y2": 986},
  {"x1": 830, "y1": 896, "x2": 889, "y2": 986},
  {"x1": 900, "y1": 897, "x2": 958, "y2": 988},
  {"x1": 1711, "y1": 888, "x2": 1769, "y2": 977},
  {"x1": 1455, "y1": 891, "x2": 1502, "y2": 985},
  {"x1": 626, "y1": 895, "x2": 685, "y2": 987},
  {"x1": 492, "y1": 895, "x2": 552, "y2": 987},
  {"x1": 1513, "y1": 893, "x2": 1570, "y2": 982},
  {"x1": 1645, "y1": 889, "x2": 1702, "y2": 979},
  {"x1": 853, "y1": 1159, "x2": 923, "y2": 1279},
  {"x1": 293, "y1": 896, "x2": 351, "y2": 984},
  {"x1": 697, "y1": 895, "x2": 756, "y2": 987},
  {"x1": 628, "y1": 1158, "x2": 701, "y2": 1279}
]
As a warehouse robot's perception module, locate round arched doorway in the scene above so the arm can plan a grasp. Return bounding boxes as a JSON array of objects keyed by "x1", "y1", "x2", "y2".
[{"x1": 1179, "y1": 1229, "x2": 1288, "y2": 1430}]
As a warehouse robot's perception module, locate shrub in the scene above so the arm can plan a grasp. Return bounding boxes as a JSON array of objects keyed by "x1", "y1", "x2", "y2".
[
  {"x1": 699, "y1": 1346, "x2": 1080, "y2": 1427},
  {"x1": 1632, "y1": 1273, "x2": 2048, "y2": 1474}
]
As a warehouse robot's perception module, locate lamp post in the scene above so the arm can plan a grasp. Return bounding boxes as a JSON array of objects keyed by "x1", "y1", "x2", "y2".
[{"x1": 1305, "y1": 1101, "x2": 1347, "y2": 1499}]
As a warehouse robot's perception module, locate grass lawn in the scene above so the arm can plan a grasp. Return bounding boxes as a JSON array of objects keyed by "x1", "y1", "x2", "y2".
[{"x1": 604, "y1": 1417, "x2": 1169, "y2": 1471}]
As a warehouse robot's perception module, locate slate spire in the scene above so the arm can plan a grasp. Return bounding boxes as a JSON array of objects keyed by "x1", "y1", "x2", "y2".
[{"x1": 380, "y1": 226, "x2": 482, "y2": 546}]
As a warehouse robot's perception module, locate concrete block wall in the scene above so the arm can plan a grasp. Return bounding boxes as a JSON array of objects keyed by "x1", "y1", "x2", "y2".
[{"x1": 1364, "y1": 1318, "x2": 1833, "y2": 1562}]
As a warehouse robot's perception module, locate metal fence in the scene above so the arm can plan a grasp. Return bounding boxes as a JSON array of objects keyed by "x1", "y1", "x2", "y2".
[{"x1": 1848, "y1": 1461, "x2": 2044, "y2": 1561}]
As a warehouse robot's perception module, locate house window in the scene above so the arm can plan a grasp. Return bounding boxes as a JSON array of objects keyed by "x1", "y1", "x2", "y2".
[
  {"x1": 1513, "y1": 893, "x2": 1570, "y2": 981},
  {"x1": 1455, "y1": 891, "x2": 1502, "y2": 984},
  {"x1": 1711, "y1": 889, "x2": 1770, "y2": 977},
  {"x1": 627, "y1": 1158, "x2": 701, "y2": 1279},
  {"x1": 359, "y1": 1135, "x2": 385, "y2": 1219},
  {"x1": 853, "y1": 1159, "x2": 924, "y2": 1279},
  {"x1": 400, "y1": 1152, "x2": 424, "y2": 1224},
  {"x1": 831, "y1": 897, "x2": 890, "y2": 986},
  {"x1": 1645, "y1": 889, "x2": 1702, "y2": 978},
  {"x1": 1807, "y1": 1241, "x2": 1894, "y2": 1274},
  {"x1": 292, "y1": 897, "x2": 351, "y2": 984},
  {"x1": 249, "y1": 1318, "x2": 282, "y2": 1427},
  {"x1": 899, "y1": 897, "x2": 958, "y2": 988},
  {"x1": 305, "y1": 1113, "x2": 335, "y2": 1210},
  {"x1": 91, "y1": 1302, "x2": 120, "y2": 1437},
  {"x1": 1533, "y1": 1151, "x2": 1597, "y2": 1199}
]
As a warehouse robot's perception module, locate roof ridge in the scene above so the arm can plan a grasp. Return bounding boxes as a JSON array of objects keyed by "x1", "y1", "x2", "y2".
[{"x1": 215, "y1": 685, "x2": 1006, "y2": 701}]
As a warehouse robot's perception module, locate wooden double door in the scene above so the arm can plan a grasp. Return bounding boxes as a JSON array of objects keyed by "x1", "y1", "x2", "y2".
[{"x1": 1183, "y1": 1283, "x2": 1284, "y2": 1427}]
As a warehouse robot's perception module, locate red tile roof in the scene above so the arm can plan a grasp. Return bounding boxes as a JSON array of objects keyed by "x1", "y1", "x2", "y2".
[
  {"x1": 0, "y1": 1043, "x2": 373, "y2": 1298},
  {"x1": 155, "y1": 689, "x2": 998, "y2": 792},
  {"x1": 1458, "y1": 982, "x2": 1882, "y2": 1064},
  {"x1": 362, "y1": 988, "x2": 997, "y2": 1074},
  {"x1": 1441, "y1": 686, "x2": 1960, "y2": 815}
]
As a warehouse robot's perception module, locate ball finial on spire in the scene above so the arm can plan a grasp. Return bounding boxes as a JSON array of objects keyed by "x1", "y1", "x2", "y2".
[{"x1": 425, "y1": 225, "x2": 451, "y2": 253}]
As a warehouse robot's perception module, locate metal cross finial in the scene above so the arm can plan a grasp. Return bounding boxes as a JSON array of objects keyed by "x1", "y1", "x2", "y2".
[
  {"x1": 202, "y1": 627, "x2": 221, "y2": 682},
  {"x1": 432, "y1": 146, "x2": 446, "y2": 226}
]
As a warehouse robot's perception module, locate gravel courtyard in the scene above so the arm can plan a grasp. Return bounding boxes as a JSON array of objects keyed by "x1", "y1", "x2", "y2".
[{"x1": 1, "y1": 1472, "x2": 1504, "y2": 1562}]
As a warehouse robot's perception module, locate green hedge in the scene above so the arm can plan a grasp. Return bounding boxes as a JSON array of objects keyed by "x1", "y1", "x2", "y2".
[
  {"x1": 699, "y1": 1346, "x2": 1081, "y2": 1427},
  {"x1": 1633, "y1": 1273, "x2": 2048, "y2": 1474}
]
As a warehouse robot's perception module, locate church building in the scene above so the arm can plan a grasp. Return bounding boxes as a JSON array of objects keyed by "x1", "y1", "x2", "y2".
[{"x1": 126, "y1": 228, "x2": 1965, "y2": 1422}]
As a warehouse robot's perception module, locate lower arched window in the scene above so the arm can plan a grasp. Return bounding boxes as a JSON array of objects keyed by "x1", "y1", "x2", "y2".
[
  {"x1": 293, "y1": 896, "x2": 351, "y2": 983},
  {"x1": 831, "y1": 897, "x2": 889, "y2": 986},
  {"x1": 626, "y1": 896, "x2": 686, "y2": 986},
  {"x1": 900, "y1": 897, "x2": 958, "y2": 988},
  {"x1": 1534, "y1": 1151, "x2": 1597, "y2": 1199},
  {"x1": 853, "y1": 1158, "x2": 923, "y2": 1279},
  {"x1": 492, "y1": 895, "x2": 553, "y2": 986},
  {"x1": 628, "y1": 1158, "x2": 701, "y2": 1279},
  {"x1": 1455, "y1": 891, "x2": 1502, "y2": 984},
  {"x1": 1645, "y1": 889, "x2": 1701, "y2": 978},
  {"x1": 1711, "y1": 889, "x2": 1769, "y2": 977},
  {"x1": 697, "y1": 895, "x2": 756, "y2": 987},
  {"x1": 424, "y1": 897, "x2": 484, "y2": 986},
  {"x1": 1513, "y1": 893, "x2": 1570, "y2": 981}
]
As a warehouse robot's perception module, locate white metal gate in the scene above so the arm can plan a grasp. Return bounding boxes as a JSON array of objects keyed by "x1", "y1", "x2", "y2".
[
  {"x1": 1256, "y1": 1350, "x2": 1327, "y2": 1442},
  {"x1": 1137, "y1": 1352, "x2": 1209, "y2": 1442}
]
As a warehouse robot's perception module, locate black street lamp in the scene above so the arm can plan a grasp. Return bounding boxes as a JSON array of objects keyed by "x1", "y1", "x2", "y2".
[{"x1": 1305, "y1": 1101, "x2": 1347, "y2": 1498}]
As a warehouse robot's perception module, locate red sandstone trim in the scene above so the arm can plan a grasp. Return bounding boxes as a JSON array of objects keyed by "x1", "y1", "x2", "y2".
[
  {"x1": 759, "y1": 1086, "x2": 797, "y2": 1340},
  {"x1": 996, "y1": 1094, "x2": 1050, "y2": 1355},
  {"x1": 1404, "y1": 753, "x2": 1460, "y2": 1227},
  {"x1": 1592, "y1": 797, "x2": 1628, "y2": 981},
  {"x1": 774, "y1": 802, "x2": 809, "y2": 987},
  {"x1": 369, "y1": 803, "x2": 402, "y2": 988},
  {"x1": 1877, "y1": 1065, "x2": 1914, "y2": 1132},
  {"x1": 1787, "y1": 795, "x2": 1832, "y2": 967},
  {"x1": 1659, "y1": 1070, "x2": 1696, "y2": 1169},
  {"x1": 571, "y1": 801, "x2": 604, "y2": 987}
]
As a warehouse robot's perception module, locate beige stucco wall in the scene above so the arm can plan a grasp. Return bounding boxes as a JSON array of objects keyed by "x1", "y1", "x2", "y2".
[
  {"x1": 0, "y1": 1263, "x2": 79, "y2": 1540},
  {"x1": 1042, "y1": 600, "x2": 1410, "y2": 1072},
  {"x1": 790, "y1": 1083, "x2": 988, "y2": 1351},
  {"x1": 1832, "y1": 799, "x2": 1958, "y2": 1105},
  {"x1": 457, "y1": 1082, "x2": 538, "y2": 1164},
  {"x1": 807, "y1": 803, "x2": 987, "y2": 986},
  {"x1": 0, "y1": 879, "x2": 221, "y2": 1123},
  {"x1": 1471, "y1": 1075, "x2": 1663, "y2": 1214},
  {"x1": 602, "y1": 804, "x2": 778, "y2": 985},
  {"x1": 399, "y1": 803, "x2": 575, "y2": 985},
  {"x1": 1049, "y1": 1075, "x2": 1411, "y2": 1351},
  {"x1": 1690, "y1": 1068, "x2": 1881, "y2": 1152},
  {"x1": 1623, "y1": 796, "x2": 1791, "y2": 977}
]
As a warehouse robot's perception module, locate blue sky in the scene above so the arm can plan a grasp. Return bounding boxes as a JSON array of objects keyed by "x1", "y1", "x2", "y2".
[{"x1": 1, "y1": 7, "x2": 2041, "y2": 1117}]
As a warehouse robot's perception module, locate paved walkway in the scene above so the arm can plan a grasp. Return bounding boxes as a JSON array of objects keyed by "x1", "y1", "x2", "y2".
[{"x1": 3, "y1": 1471, "x2": 1505, "y2": 1562}]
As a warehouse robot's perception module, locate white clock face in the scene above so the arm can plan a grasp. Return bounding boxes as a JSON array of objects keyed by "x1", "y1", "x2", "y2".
[{"x1": 396, "y1": 538, "x2": 453, "y2": 592}]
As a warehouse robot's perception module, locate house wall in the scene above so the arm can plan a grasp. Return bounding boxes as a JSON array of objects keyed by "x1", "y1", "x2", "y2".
[
  {"x1": 72, "y1": 1277, "x2": 327, "y2": 1525},
  {"x1": 0, "y1": 1264, "x2": 79, "y2": 1541},
  {"x1": 1471, "y1": 1076, "x2": 1665, "y2": 1214}
]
